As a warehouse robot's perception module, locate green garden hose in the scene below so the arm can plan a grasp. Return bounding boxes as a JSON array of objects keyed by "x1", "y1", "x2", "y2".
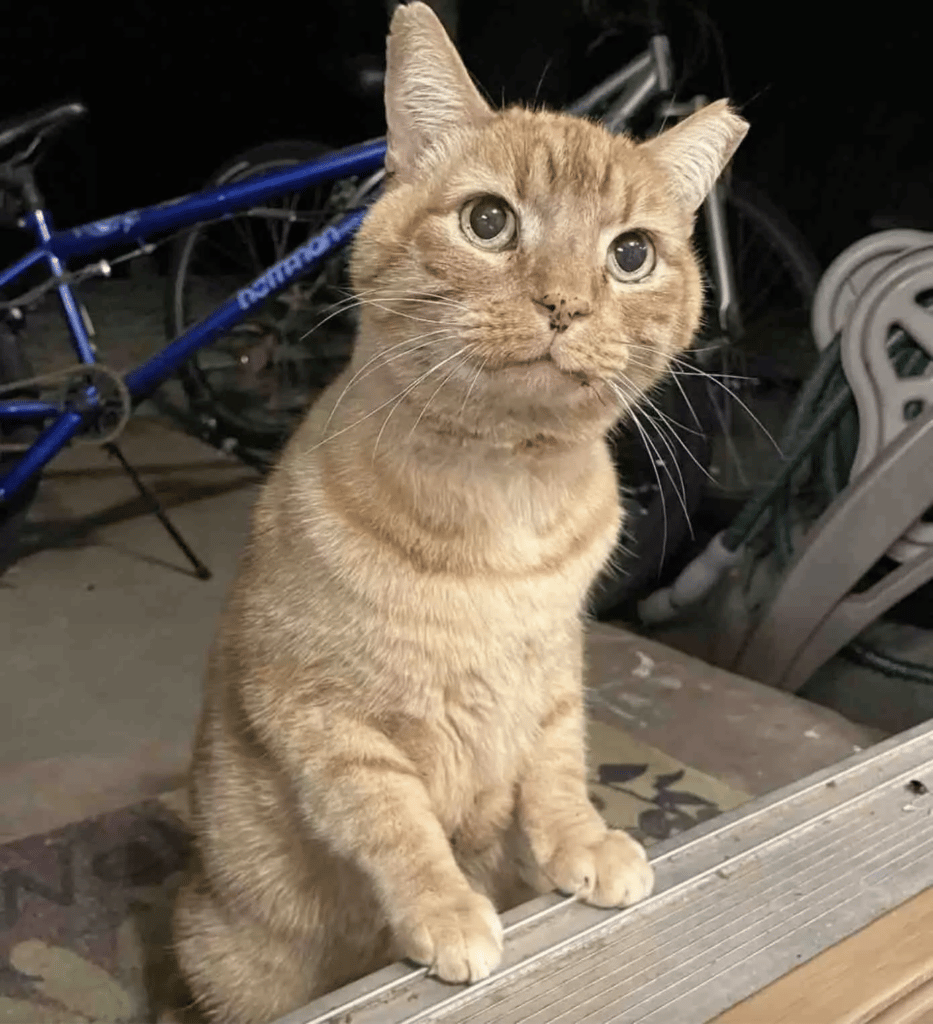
[
  {"x1": 729, "y1": 330, "x2": 933, "y2": 683},
  {"x1": 640, "y1": 322, "x2": 933, "y2": 685}
]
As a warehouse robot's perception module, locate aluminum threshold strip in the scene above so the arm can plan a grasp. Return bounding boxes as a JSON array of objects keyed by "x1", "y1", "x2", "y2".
[{"x1": 275, "y1": 719, "x2": 933, "y2": 1024}]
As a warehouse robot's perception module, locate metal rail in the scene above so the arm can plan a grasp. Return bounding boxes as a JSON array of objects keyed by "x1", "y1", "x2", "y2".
[{"x1": 275, "y1": 721, "x2": 933, "y2": 1024}]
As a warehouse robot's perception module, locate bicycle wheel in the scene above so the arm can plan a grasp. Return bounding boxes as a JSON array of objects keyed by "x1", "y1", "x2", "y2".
[
  {"x1": 0, "y1": 323, "x2": 40, "y2": 574},
  {"x1": 166, "y1": 140, "x2": 369, "y2": 455},
  {"x1": 693, "y1": 177, "x2": 823, "y2": 501},
  {"x1": 590, "y1": 177, "x2": 820, "y2": 617}
]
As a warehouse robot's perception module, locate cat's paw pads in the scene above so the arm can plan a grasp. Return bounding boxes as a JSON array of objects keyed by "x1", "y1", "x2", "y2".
[
  {"x1": 543, "y1": 828, "x2": 654, "y2": 908},
  {"x1": 396, "y1": 889, "x2": 503, "y2": 984}
]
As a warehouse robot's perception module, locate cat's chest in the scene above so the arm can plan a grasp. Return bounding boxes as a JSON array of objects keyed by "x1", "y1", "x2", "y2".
[
  {"x1": 384, "y1": 621, "x2": 578, "y2": 820},
  {"x1": 464, "y1": 471, "x2": 621, "y2": 582},
  {"x1": 415, "y1": 689, "x2": 538, "y2": 831}
]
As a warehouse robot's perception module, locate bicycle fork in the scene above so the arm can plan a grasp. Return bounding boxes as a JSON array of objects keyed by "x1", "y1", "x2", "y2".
[
  {"x1": 703, "y1": 177, "x2": 744, "y2": 343},
  {"x1": 660, "y1": 95, "x2": 745, "y2": 346}
]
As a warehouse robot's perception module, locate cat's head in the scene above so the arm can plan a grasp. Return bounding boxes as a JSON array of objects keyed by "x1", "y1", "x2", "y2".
[{"x1": 348, "y1": 1, "x2": 747, "y2": 448}]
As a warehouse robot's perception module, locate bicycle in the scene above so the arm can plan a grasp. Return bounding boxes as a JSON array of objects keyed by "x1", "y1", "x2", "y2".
[
  {"x1": 0, "y1": 5, "x2": 817, "y2": 604},
  {"x1": 0, "y1": 104, "x2": 383, "y2": 574}
]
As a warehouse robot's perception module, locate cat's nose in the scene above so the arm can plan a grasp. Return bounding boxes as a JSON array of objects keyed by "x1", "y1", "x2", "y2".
[{"x1": 533, "y1": 292, "x2": 592, "y2": 333}]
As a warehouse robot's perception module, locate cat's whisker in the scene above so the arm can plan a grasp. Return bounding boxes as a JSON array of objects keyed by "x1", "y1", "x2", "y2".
[
  {"x1": 299, "y1": 296, "x2": 460, "y2": 344},
  {"x1": 297, "y1": 287, "x2": 467, "y2": 345},
  {"x1": 667, "y1": 367, "x2": 705, "y2": 432},
  {"x1": 297, "y1": 296, "x2": 373, "y2": 342},
  {"x1": 659, "y1": 374, "x2": 727, "y2": 486},
  {"x1": 626, "y1": 394, "x2": 718, "y2": 487},
  {"x1": 322, "y1": 330, "x2": 457, "y2": 435},
  {"x1": 609, "y1": 355, "x2": 771, "y2": 490},
  {"x1": 341, "y1": 284, "x2": 470, "y2": 312},
  {"x1": 406, "y1": 351, "x2": 476, "y2": 443},
  {"x1": 334, "y1": 285, "x2": 473, "y2": 313},
  {"x1": 614, "y1": 392, "x2": 670, "y2": 566},
  {"x1": 311, "y1": 357, "x2": 450, "y2": 453},
  {"x1": 613, "y1": 370, "x2": 707, "y2": 438},
  {"x1": 669, "y1": 350, "x2": 758, "y2": 385},
  {"x1": 614, "y1": 378, "x2": 692, "y2": 520},
  {"x1": 378, "y1": 290, "x2": 472, "y2": 312},
  {"x1": 643, "y1": 405, "x2": 716, "y2": 487},
  {"x1": 627, "y1": 372, "x2": 720, "y2": 487},
  {"x1": 685, "y1": 341, "x2": 731, "y2": 358},
  {"x1": 607, "y1": 378, "x2": 692, "y2": 528},
  {"x1": 361, "y1": 333, "x2": 460, "y2": 374},
  {"x1": 459, "y1": 357, "x2": 489, "y2": 417},
  {"x1": 319, "y1": 284, "x2": 450, "y2": 306},
  {"x1": 324, "y1": 329, "x2": 450, "y2": 411},
  {"x1": 360, "y1": 298, "x2": 464, "y2": 327},
  {"x1": 644, "y1": 396, "x2": 705, "y2": 439},
  {"x1": 371, "y1": 346, "x2": 473, "y2": 462},
  {"x1": 595, "y1": 364, "x2": 644, "y2": 413},
  {"x1": 669, "y1": 361, "x2": 756, "y2": 385},
  {"x1": 707, "y1": 381, "x2": 752, "y2": 488},
  {"x1": 669, "y1": 367, "x2": 752, "y2": 383},
  {"x1": 672, "y1": 359, "x2": 782, "y2": 456},
  {"x1": 340, "y1": 335, "x2": 462, "y2": 412},
  {"x1": 616, "y1": 350, "x2": 776, "y2": 459},
  {"x1": 614, "y1": 348, "x2": 690, "y2": 386}
]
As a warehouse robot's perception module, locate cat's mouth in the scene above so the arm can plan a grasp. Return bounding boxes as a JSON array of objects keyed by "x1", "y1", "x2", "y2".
[{"x1": 498, "y1": 352, "x2": 591, "y2": 386}]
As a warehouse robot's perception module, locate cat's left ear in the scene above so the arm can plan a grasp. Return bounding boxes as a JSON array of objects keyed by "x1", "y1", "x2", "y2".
[
  {"x1": 643, "y1": 99, "x2": 749, "y2": 212},
  {"x1": 384, "y1": 1, "x2": 494, "y2": 180}
]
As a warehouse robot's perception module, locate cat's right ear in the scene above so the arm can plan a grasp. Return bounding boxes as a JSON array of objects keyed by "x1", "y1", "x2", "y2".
[{"x1": 384, "y1": 2, "x2": 494, "y2": 180}]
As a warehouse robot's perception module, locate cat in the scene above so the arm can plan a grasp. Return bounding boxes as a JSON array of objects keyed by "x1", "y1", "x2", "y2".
[{"x1": 172, "y1": 4, "x2": 747, "y2": 1022}]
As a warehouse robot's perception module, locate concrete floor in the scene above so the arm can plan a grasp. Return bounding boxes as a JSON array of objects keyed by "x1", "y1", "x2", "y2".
[
  {"x1": 0, "y1": 412, "x2": 260, "y2": 842},
  {"x1": 641, "y1": 592, "x2": 933, "y2": 738}
]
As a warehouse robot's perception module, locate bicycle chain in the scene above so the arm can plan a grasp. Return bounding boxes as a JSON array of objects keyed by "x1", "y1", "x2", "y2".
[{"x1": 0, "y1": 363, "x2": 131, "y2": 451}]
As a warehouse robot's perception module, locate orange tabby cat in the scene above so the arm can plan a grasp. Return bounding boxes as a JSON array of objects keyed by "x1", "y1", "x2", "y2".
[{"x1": 173, "y1": 4, "x2": 747, "y2": 1021}]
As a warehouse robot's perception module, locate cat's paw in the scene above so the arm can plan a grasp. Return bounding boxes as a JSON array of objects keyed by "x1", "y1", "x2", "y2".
[
  {"x1": 541, "y1": 828, "x2": 654, "y2": 908},
  {"x1": 395, "y1": 888, "x2": 504, "y2": 984}
]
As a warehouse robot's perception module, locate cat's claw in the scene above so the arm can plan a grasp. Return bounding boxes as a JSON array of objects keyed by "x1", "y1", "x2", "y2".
[
  {"x1": 396, "y1": 888, "x2": 504, "y2": 984},
  {"x1": 542, "y1": 828, "x2": 654, "y2": 908}
]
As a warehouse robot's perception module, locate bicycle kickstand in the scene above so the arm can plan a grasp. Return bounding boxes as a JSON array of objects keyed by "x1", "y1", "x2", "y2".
[{"x1": 104, "y1": 442, "x2": 212, "y2": 580}]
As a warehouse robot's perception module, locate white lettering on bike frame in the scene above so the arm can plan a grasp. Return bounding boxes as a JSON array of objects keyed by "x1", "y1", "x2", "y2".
[{"x1": 235, "y1": 219, "x2": 357, "y2": 311}]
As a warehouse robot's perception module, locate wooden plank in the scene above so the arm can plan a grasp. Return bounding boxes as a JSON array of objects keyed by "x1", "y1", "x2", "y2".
[
  {"x1": 711, "y1": 886, "x2": 933, "y2": 1024},
  {"x1": 873, "y1": 977, "x2": 933, "y2": 1024}
]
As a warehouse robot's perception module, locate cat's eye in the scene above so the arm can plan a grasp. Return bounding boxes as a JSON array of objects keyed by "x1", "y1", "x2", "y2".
[
  {"x1": 460, "y1": 195, "x2": 517, "y2": 251},
  {"x1": 607, "y1": 230, "x2": 656, "y2": 282}
]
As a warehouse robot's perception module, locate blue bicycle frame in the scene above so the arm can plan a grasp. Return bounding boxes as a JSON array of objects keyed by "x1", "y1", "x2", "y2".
[
  {"x1": 0, "y1": 137, "x2": 388, "y2": 503},
  {"x1": 0, "y1": 29, "x2": 740, "y2": 512}
]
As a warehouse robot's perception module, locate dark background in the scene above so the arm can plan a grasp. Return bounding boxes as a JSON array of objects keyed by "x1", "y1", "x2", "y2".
[{"x1": 3, "y1": 0, "x2": 931, "y2": 269}]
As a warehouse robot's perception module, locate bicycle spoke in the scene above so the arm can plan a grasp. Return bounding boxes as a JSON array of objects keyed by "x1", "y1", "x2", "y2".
[
  {"x1": 197, "y1": 225, "x2": 261, "y2": 277},
  {"x1": 269, "y1": 196, "x2": 292, "y2": 263},
  {"x1": 231, "y1": 215, "x2": 264, "y2": 274}
]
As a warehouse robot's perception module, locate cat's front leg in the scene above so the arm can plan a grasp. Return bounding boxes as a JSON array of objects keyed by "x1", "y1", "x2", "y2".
[
  {"x1": 284, "y1": 712, "x2": 503, "y2": 983},
  {"x1": 517, "y1": 695, "x2": 654, "y2": 908}
]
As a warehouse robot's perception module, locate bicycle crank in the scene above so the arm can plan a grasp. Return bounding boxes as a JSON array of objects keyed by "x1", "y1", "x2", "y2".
[{"x1": 0, "y1": 363, "x2": 131, "y2": 450}]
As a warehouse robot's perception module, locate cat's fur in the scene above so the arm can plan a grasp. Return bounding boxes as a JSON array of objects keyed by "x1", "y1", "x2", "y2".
[{"x1": 173, "y1": 5, "x2": 747, "y2": 1022}]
